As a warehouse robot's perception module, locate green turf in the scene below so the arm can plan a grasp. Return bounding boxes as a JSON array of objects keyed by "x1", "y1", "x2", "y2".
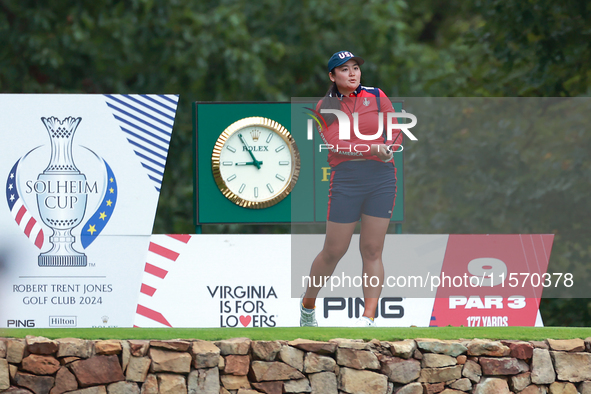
[{"x1": 1, "y1": 327, "x2": 590, "y2": 342}]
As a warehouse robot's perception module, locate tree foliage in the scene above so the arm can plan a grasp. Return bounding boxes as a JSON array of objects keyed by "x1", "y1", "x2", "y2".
[
  {"x1": 453, "y1": 0, "x2": 591, "y2": 96},
  {"x1": 401, "y1": 0, "x2": 591, "y2": 326},
  {"x1": 1, "y1": 0, "x2": 589, "y2": 325}
]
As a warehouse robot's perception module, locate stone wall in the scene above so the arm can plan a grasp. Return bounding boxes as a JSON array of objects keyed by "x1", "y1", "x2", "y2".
[{"x1": 1, "y1": 336, "x2": 591, "y2": 394}]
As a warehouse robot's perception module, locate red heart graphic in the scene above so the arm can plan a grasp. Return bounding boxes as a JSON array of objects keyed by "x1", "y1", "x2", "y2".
[{"x1": 239, "y1": 315, "x2": 251, "y2": 327}]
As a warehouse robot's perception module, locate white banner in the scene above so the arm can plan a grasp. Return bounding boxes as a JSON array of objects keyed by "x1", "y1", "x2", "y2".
[
  {"x1": 135, "y1": 235, "x2": 443, "y2": 328},
  {"x1": 135, "y1": 234, "x2": 549, "y2": 328},
  {"x1": 0, "y1": 94, "x2": 178, "y2": 328}
]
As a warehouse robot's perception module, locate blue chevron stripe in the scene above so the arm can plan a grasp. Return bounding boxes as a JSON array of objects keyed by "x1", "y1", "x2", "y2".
[
  {"x1": 105, "y1": 94, "x2": 174, "y2": 128},
  {"x1": 141, "y1": 162, "x2": 164, "y2": 177},
  {"x1": 124, "y1": 95, "x2": 176, "y2": 122},
  {"x1": 159, "y1": 94, "x2": 179, "y2": 105},
  {"x1": 140, "y1": 94, "x2": 177, "y2": 113},
  {"x1": 104, "y1": 94, "x2": 178, "y2": 192},
  {"x1": 127, "y1": 139, "x2": 167, "y2": 161},
  {"x1": 122, "y1": 127, "x2": 168, "y2": 152},
  {"x1": 106, "y1": 101, "x2": 170, "y2": 136},
  {"x1": 115, "y1": 116, "x2": 170, "y2": 144},
  {"x1": 134, "y1": 150, "x2": 166, "y2": 169}
]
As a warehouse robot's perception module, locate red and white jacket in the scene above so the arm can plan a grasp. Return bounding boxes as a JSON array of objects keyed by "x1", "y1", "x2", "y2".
[{"x1": 316, "y1": 85, "x2": 402, "y2": 167}]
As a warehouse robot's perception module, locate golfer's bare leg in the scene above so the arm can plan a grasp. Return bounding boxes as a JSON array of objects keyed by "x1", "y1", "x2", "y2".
[
  {"x1": 303, "y1": 220, "x2": 357, "y2": 309},
  {"x1": 359, "y1": 214, "x2": 390, "y2": 319}
]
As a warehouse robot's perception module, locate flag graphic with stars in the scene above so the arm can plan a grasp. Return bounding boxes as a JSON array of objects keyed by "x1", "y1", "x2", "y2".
[
  {"x1": 5, "y1": 159, "x2": 44, "y2": 249},
  {"x1": 80, "y1": 159, "x2": 117, "y2": 249}
]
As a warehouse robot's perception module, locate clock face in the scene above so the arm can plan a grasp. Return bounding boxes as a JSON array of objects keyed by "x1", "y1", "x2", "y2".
[{"x1": 211, "y1": 117, "x2": 300, "y2": 209}]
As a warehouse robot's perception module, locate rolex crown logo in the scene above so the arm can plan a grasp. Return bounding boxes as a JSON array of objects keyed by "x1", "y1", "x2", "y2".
[{"x1": 250, "y1": 129, "x2": 261, "y2": 141}]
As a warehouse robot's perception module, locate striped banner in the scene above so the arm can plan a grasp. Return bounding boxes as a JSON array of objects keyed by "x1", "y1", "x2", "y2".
[
  {"x1": 104, "y1": 94, "x2": 179, "y2": 192},
  {"x1": 134, "y1": 234, "x2": 191, "y2": 327},
  {"x1": 5, "y1": 160, "x2": 44, "y2": 249}
]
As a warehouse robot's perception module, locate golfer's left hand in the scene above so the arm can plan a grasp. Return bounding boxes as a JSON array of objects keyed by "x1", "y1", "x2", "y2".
[{"x1": 371, "y1": 144, "x2": 393, "y2": 162}]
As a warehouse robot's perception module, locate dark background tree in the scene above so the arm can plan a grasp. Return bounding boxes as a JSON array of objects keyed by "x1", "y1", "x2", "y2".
[{"x1": 1, "y1": 0, "x2": 589, "y2": 326}]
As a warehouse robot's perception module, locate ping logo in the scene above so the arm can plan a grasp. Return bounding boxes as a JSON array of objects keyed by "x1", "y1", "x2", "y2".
[{"x1": 7, "y1": 319, "x2": 35, "y2": 327}]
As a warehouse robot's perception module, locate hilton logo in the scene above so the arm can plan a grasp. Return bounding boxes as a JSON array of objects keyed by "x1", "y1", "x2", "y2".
[{"x1": 49, "y1": 316, "x2": 77, "y2": 327}]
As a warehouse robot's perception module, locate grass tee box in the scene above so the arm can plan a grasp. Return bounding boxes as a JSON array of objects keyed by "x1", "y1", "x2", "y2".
[
  {"x1": 2, "y1": 327, "x2": 591, "y2": 341},
  {"x1": 193, "y1": 102, "x2": 404, "y2": 225}
]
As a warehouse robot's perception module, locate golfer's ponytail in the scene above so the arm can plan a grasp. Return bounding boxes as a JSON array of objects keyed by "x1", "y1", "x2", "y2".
[{"x1": 317, "y1": 81, "x2": 341, "y2": 126}]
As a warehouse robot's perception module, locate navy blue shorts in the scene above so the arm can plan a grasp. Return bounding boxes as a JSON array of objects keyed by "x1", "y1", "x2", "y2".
[{"x1": 327, "y1": 160, "x2": 397, "y2": 223}]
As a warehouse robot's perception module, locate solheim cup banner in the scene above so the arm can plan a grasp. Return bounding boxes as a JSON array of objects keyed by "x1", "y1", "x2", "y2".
[{"x1": 0, "y1": 94, "x2": 178, "y2": 328}]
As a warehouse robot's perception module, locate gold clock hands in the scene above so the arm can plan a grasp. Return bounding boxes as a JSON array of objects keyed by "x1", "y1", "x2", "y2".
[{"x1": 238, "y1": 133, "x2": 262, "y2": 169}]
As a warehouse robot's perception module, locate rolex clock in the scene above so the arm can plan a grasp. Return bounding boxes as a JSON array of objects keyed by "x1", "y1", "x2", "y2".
[{"x1": 211, "y1": 117, "x2": 300, "y2": 209}]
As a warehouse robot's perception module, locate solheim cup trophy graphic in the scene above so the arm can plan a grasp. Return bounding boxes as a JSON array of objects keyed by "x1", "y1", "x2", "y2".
[{"x1": 37, "y1": 116, "x2": 88, "y2": 267}]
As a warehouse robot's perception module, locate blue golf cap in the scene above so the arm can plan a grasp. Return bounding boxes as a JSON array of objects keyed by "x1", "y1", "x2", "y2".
[{"x1": 328, "y1": 51, "x2": 364, "y2": 72}]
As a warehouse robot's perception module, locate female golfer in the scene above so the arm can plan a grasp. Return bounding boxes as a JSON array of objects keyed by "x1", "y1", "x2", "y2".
[{"x1": 300, "y1": 50, "x2": 401, "y2": 327}]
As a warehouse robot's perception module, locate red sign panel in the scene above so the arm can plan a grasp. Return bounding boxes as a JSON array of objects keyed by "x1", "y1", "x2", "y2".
[{"x1": 430, "y1": 234, "x2": 554, "y2": 327}]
